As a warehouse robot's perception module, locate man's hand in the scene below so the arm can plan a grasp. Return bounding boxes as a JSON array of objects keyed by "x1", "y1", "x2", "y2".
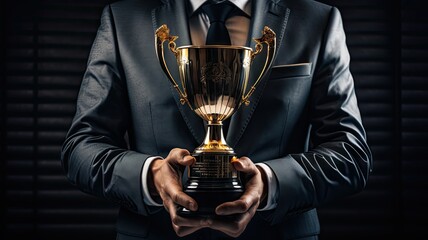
[
  {"x1": 209, "y1": 157, "x2": 266, "y2": 238},
  {"x1": 149, "y1": 148, "x2": 212, "y2": 237}
]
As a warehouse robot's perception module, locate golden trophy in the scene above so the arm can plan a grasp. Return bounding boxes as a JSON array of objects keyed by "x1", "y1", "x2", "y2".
[{"x1": 155, "y1": 24, "x2": 276, "y2": 216}]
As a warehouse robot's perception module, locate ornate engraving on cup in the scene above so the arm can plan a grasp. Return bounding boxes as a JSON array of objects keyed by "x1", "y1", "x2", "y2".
[
  {"x1": 201, "y1": 62, "x2": 232, "y2": 84},
  {"x1": 155, "y1": 24, "x2": 276, "y2": 216}
]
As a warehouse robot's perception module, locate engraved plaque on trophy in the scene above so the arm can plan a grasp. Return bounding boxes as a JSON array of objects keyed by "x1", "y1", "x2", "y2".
[{"x1": 155, "y1": 24, "x2": 276, "y2": 216}]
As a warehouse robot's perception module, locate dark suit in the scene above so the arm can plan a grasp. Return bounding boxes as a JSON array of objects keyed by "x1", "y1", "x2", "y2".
[{"x1": 61, "y1": 0, "x2": 373, "y2": 239}]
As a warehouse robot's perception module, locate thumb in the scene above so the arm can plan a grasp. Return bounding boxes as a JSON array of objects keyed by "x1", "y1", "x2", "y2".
[
  {"x1": 167, "y1": 148, "x2": 196, "y2": 166},
  {"x1": 180, "y1": 154, "x2": 196, "y2": 166},
  {"x1": 231, "y1": 156, "x2": 257, "y2": 175}
]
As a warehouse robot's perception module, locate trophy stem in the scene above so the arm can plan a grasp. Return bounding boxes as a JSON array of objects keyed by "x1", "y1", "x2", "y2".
[{"x1": 195, "y1": 120, "x2": 234, "y2": 154}]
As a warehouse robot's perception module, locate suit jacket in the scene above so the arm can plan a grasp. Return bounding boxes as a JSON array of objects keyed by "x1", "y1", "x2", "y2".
[{"x1": 61, "y1": 0, "x2": 373, "y2": 239}]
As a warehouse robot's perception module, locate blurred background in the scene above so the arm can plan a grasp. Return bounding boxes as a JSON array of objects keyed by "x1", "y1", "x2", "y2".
[{"x1": 1, "y1": 0, "x2": 427, "y2": 239}]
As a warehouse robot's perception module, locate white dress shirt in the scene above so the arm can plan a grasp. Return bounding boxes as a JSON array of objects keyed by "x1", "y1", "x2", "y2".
[{"x1": 142, "y1": 0, "x2": 278, "y2": 211}]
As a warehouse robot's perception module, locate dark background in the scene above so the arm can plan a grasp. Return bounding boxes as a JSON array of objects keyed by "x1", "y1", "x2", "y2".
[{"x1": 1, "y1": 0, "x2": 427, "y2": 239}]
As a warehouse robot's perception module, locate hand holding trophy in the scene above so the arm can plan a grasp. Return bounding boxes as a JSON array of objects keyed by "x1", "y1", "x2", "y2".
[{"x1": 155, "y1": 24, "x2": 276, "y2": 217}]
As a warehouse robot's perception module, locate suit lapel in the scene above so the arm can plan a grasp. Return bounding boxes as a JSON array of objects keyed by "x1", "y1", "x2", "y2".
[
  {"x1": 226, "y1": 0, "x2": 291, "y2": 148},
  {"x1": 152, "y1": 0, "x2": 206, "y2": 144}
]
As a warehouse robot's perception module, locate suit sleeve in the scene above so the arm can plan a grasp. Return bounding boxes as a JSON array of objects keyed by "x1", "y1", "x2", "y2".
[
  {"x1": 60, "y1": 5, "x2": 153, "y2": 216},
  {"x1": 262, "y1": 7, "x2": 373, "y2": 224}
]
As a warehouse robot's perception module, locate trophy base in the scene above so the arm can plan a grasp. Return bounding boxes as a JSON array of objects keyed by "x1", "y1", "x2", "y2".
[
  {"x1": 177, "y1": 183, "x2": 244, "y2": 217},
  {"x1": 177, "y1": 152, "x2": 244, "y2": 217}
]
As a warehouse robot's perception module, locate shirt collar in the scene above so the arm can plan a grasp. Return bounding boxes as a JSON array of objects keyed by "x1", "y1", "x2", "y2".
[{"x1": 189, "y1": 0, "x2": 251, "y2": 17}]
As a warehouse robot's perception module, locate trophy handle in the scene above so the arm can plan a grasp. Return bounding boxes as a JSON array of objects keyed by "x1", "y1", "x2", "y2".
[
  {"x1": 242, "y1": 26, "x2": 277, "y2": 106},
  {"x1": 155, "y1": 24, "x2": 189, "y2": 106}
]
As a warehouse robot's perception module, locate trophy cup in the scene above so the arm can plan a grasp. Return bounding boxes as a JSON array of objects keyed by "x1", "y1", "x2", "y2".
[{"x1": 155, "y1": 24, "x2": 276, "y2": 216}]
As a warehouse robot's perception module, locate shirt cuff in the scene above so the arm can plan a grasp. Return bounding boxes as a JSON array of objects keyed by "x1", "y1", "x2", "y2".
[
  {"x1": 142, "y1": 156, "x2": 164, "y2": 207},
  {"x1": 255, "y1": 163, "x2": 278, "y2": 211}
]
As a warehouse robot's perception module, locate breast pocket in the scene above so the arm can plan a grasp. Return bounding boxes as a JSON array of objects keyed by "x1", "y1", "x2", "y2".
[
  {"x1": 264, "y1": 62, "x2": 313, "y2": 102},
  {"x1": 269, "y1": 62, "x2": 312, "y2": 80}
]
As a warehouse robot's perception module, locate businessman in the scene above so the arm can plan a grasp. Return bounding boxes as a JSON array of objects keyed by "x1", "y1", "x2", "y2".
[{"x1": 61, "y1": 0, "x2": 373, "y2": 239}]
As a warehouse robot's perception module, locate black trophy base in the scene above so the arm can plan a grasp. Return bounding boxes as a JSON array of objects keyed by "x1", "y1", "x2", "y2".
[
  {"x1": 177, "y1": 152, "x2": 244, "y2": 217},
  {"x1": 177, "y1": 181, "x2": 244, "y2": 217}
]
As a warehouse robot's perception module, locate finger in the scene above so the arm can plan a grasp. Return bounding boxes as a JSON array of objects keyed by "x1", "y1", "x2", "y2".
[
  {"x1": 164, "y1": 183, "x2": 198, "y2": 211},
  {"x1": 209, "y1": 204, "x2": 257, "y2": 238},
  {"x1": 168, "y1": 148, "x2": 196, "y2": 166},
  {"x1": 168, "y1": 205, "x2": 204, "y2": 237},
  {"x1": 172, "y1": 224, "x2": 206, "y2": 237},
  {"x1": 162, "y1": 196, "x2": 176, "y2": 214},
  {"x1": 215, "y1": 196, "x2": 257, "y2": 215},
  {"x1": 232, "y1": 157, "x2": 257, "y2": 175},
  {"x1": 172, "y1": 215, "x2": 212, "y2": 228},
  {"x1": 180, "y1": 154, "x2": 196, "y2": 166},
  {"x1": 166, "y1": 198, "x2": 210, "y2": 228},
  {"x1": 167, "y1": 203, "x2": 211, "y2": 237}
]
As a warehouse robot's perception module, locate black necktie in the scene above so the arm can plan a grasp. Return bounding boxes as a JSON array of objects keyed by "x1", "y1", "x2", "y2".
[
  {"x1": 202, "y1": 1, "x2": 236, "y2": 45},
  {"x1": 201, "y1": 1, "x2": 236, "y2": 134}
]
